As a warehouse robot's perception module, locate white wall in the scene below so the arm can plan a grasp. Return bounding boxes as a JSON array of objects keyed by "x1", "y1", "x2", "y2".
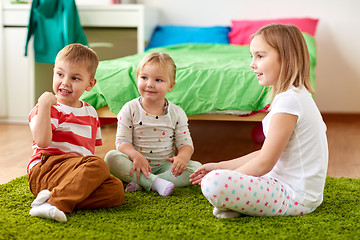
[
  {"x1": 0, "y1": 1, "x2": 6, "y2": 118},
  {"x1": 139, "y1": 0, "x2": 360, "y2": 113}
]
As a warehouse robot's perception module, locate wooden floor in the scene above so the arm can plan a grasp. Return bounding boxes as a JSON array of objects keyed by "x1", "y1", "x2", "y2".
[{"x1": 1, "y1": 114, "x2": 359, "y2": 184}]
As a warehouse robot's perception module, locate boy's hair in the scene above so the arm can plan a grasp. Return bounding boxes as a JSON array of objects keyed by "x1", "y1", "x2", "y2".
[
  {"x1": 136, "y1": 52, "x2": 177, "y2": 86},
  {"x1": 55, "y1": 43, "x2": 99, "y2": 79},
  {"x1": 252, "y1": 24, "x2": 314, "y2": 99}
]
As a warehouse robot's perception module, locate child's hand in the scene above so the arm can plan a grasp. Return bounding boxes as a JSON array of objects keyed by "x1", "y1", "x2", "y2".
[
  {"x1": 31, "y1": 92, "x2": 57, "y2": 148},
  {"x1": 130, "y1": 155, "x2": 152, "y2": 182},
  {"x1": 167, "y1": 156, "x2": 188, "y2": 177},
  {"x1": 38, "y1": 92, "x2": 57, "y2": 107},
  {"x1": 189, "y1": 163, "x2": 219, "y2": 185}
]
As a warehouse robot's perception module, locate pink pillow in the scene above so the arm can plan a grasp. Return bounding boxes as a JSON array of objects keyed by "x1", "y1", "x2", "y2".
[{"x1": 229, "y1": 18, "x2": 319, "y2": 45}]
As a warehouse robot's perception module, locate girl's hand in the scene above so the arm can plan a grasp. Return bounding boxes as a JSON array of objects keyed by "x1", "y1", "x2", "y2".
[
  {"x1": 130, "y1": 155, "x2": 152, "y2": 182},
  {"x1": 166, "y1": 156, "x2": 188, "y2": 177},
  {"x1": 189, "y1": 163, "x2": 219, "y2": 185}
]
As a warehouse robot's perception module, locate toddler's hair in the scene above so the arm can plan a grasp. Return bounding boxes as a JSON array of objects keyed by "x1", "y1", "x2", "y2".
[
  {"x1": 252, "y1": 24, "x2": 314, "y2": 99},
  {"x1": 136, "y1": 52, "x2": 177, "y2": 86},
  {"x1": 55, "y1": 43, "x2": 99, "y2": 79}
]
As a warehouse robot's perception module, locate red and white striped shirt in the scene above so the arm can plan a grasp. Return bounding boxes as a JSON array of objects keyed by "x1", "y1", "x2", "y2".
[{"x1": 28, "y1": 101, "x2": 102, "y2": 173}]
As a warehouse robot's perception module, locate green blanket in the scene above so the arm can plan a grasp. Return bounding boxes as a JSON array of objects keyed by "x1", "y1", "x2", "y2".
[{"x1": 81, "y1": 34, "x2": 316, "y2": 116}]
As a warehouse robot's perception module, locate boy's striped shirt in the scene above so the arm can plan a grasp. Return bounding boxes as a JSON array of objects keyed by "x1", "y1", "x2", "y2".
[{"x1": 28, "y1": 101, "x2": 102, "y2": 173}]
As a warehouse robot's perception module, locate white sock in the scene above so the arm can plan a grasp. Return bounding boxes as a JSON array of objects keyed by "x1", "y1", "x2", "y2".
[
  {"x1": 29, "y1": 202, "x2": 67, "y2": 222},
  {"x1": 31, "y1": 190, "x2": 51, "y2": 207},
  {"x1": 213, "y1": 207, "x2": 242, "y2": 219},
  {"x1": 125, "y1": 181, "x2": 143, "y2": 192},
  {"x1": 151, "y1": 177, "x2": 175, "y2": 197}
]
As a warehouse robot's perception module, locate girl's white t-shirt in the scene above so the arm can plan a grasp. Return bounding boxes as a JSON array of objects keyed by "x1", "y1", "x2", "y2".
[{"x1": 262, "y1": 87, "x2": 328, "y2": 208}]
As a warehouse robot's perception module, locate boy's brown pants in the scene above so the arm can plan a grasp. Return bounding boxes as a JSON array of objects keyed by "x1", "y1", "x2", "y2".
[{"x1": 28, "y1": 153, "x2": 125, "y2": 213}]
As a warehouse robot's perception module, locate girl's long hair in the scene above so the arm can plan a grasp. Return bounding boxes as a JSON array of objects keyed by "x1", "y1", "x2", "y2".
[{"x1": 252, "y1": 24, "x2": 314, "y2": 100}]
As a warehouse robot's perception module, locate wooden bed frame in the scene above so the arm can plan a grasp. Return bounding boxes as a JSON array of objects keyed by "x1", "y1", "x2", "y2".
[{"x1": 97, "y1": 106, "x2": 267, "y2": 122}]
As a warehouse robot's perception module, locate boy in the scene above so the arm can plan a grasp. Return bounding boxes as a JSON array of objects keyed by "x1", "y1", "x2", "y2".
[{"x1": 28, "y1": 44, "x2": 125, "y2": 222}]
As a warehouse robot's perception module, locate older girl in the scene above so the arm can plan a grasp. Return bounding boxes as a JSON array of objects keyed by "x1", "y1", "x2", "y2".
[{"x1": 190, "y1": 24, "x2": 328, "y2": 217}]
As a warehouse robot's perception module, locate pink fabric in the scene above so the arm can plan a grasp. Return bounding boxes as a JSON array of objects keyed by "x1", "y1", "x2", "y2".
[{"x1": 229, "y1": 18, "x2": 319, "y2": 45}]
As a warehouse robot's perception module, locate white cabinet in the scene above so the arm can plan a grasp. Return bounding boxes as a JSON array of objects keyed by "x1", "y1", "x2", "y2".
[
  {"x1": 0, "y1": 3, "x2": 157, "y2": 123},
  {"x1": 0, "y1": 6, "x2": 6, "y2": 119},
  {"x1": 3, "y1": 28, "x2": 35, "y2": 122}
]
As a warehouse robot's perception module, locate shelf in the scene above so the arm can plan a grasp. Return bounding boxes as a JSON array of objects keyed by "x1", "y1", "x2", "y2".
[{"x1": 2, "y1": 4, "x2": 153, "y2": 28}]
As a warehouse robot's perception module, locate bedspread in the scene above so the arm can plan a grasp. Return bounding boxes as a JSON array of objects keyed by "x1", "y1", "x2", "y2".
[{"x1": 81, "y1": 34, "x2": 316, "y2": 116}]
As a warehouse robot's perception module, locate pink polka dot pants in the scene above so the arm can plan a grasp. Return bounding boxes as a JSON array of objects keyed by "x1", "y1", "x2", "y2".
[{"x1": 201, "y1": 170, "x2": 315, "y2": 216}]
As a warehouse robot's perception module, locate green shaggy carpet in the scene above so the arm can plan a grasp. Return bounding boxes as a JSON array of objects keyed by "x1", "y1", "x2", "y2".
[{"x1": 0, "y1": 176, "x2": 359, "y2": 240}]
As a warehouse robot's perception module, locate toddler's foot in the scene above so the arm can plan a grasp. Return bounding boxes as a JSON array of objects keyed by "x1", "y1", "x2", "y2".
[
  {"x1": 213, "y1": 207, "x2": 242, "y2": 218},
  {"x1": 151, "y1": 177, "x2": 175, "y2": 197},
  {"x1": 29, "y1": 202, "x2": 67, "y2": 222},
  {"x1": 31, "y1": 189, "x2": 51, "y2": 207},
  {"x1": 125, "y1": 181, "x2": 143, "y2": 192}
]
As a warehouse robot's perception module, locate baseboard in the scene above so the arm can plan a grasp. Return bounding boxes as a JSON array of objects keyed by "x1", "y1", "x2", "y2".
[{"x1": 321, "y1": 113, "x2": 360, "y2": 122}]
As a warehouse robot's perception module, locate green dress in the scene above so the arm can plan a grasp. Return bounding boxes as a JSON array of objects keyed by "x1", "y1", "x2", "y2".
[{"x1": 25, "y1": 0, "x2": 88, "y2": 64}]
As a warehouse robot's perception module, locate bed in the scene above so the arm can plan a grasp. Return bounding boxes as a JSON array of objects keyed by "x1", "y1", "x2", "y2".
[{"x1": 80, "y1": 18, "x2": 318, "y2": 128}]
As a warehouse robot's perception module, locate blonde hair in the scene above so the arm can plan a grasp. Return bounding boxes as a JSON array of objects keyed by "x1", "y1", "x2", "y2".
[
  {"x1": 55, "y1": 43, "x2": 99, "y2": 79},
  {"x1": 136, "y1": 52, "x2": 177, "y2": 86},
  {"x1": 252, "y1": 24, "x2": 314, "y2": 100}
]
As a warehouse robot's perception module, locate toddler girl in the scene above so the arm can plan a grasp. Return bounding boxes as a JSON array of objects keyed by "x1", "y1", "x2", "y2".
[{"x1": 105, "y1": 52, "x2": 201, "y2": 197}]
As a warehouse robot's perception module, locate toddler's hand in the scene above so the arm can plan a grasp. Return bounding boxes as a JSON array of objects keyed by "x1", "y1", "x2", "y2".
[
  {"x1": 167, "y1": 156, "x2": 188, "y2": 177},
  {"x1": 130, "y1": 156, "x2": 152, "y2": 182},
  {"x1": 189, "y1": 163, "x2": 219, "y2": 185}
]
